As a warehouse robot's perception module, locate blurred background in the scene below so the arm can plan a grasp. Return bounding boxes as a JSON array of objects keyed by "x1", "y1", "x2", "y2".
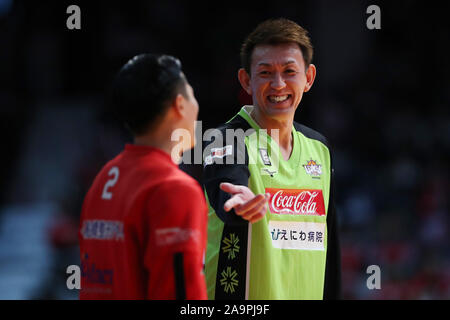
[{"x1": 0, "y1": 0, "x2": 448, "y2": 299}]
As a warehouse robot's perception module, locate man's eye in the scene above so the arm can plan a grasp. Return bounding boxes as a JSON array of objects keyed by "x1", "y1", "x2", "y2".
[
  {"x1": 259, "y1": 71, "x2": 270, "y2": 75},
  {"x1": 285, "y1": 69, "x2": 297, "y2": 74}
]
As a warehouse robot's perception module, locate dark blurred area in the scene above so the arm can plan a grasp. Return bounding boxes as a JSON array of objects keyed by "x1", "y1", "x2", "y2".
[{"x1": 0, "y1": 0, "x2": 448, "y2": 299}]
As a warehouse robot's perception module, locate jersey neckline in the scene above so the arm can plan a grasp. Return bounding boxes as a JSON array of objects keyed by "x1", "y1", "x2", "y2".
[
  {"x1": 236, "y1": 105, "x2": 300, "y2": 166},
  {"x1": 124, "y1": 144, "x2": 177, "y2": 165}
]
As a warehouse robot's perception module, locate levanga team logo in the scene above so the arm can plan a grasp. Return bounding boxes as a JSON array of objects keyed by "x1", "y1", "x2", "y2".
[{"x1": 303, "y1": 159, "x2": 322, "y2": 177}]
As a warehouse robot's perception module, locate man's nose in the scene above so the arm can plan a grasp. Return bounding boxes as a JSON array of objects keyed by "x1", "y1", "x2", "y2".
[{"x1": 270, "y1": 72, "x2": 286, "y2": 89}]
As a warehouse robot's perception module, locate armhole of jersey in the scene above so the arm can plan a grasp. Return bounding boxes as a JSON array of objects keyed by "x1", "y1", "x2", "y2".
[
  {"x1": 203, "y1": 112, "x2": 254, "y2": 299},
  {"x1": 293, "y1": 121, "x2": 330, "y2": 149},
  {"x1": 294, "y1": 122, "x2": 342, "y2": 299}
]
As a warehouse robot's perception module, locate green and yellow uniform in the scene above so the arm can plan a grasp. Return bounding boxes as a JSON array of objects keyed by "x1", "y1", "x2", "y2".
[{"x1": 203, "y1": 105, "x2": 340, "y2": 300}]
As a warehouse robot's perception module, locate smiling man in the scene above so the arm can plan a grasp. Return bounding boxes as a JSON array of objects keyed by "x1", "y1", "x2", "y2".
[{"x1": 203, "y1": 18, "x2": 341, "y2": 300}]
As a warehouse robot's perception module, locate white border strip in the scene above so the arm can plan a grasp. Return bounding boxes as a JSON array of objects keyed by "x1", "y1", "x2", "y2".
[{"x1": 245, "y1": 222, "x2": 252, "y2": 300}]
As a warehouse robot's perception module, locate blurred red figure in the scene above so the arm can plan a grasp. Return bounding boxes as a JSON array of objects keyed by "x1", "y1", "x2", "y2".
[{"x1": 79, "y1": 54, "x2": 207, "y2": 299}]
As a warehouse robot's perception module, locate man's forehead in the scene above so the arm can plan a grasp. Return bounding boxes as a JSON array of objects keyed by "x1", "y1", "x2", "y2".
[{"x1": 251, "y1": 43, "x2": 304, "y2": 67}]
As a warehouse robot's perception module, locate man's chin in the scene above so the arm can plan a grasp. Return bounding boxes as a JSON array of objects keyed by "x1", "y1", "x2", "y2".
[{"x1": 265, "y1": 105, "x2": 296, "y2": 118}]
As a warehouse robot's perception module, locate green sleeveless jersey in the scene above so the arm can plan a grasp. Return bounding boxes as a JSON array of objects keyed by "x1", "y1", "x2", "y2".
[{"x1": 203, "y1": 106, "x2": 340, "y2": 300}]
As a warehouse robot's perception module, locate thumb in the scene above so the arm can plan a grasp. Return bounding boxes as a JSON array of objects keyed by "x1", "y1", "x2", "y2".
[{"x1": 220, "y1": 182, "x2": 243, "y2": 195}]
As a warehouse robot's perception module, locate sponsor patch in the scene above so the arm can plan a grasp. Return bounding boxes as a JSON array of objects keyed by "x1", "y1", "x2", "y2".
[
  {"x1": 303, "y1": 159, "x2": 322, "y2": 177},
  {"x1": 266, "y1": 188, "x2": 326, "y2": 216},
  {"x1": 81, "y1": 220, "x2": 124, "y2": 241},
  {"x1": 81, "y1": 253, "x2": 114, "y2": 285},
  {"x1": 155, "y1": 227, "x2": 200, "y2": 246},
  {"x1": 259, "y1": 148, "x2": 272, "y2": 166},
  {"x1": 204, "y1": 145, "x2": 233, "y2": 165},
  {"x1": 268, "y1": 220, "x2": 325, "y2": 251}
]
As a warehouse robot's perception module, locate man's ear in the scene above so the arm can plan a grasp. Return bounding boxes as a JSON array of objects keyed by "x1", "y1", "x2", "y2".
[
  {"x1": 172, "y1": 93, "x2": 186, "y2": 118},
  {"x1": 238, "y1": 68, "x2": 252, "y2": 95},
  {"x1": 304, "y1": 64, "x2": 316, "y2": 93}
]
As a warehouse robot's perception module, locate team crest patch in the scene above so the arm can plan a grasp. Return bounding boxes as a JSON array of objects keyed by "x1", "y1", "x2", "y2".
[{"x1": 303, "y1": 159, "x2": 322, "y2": 177}]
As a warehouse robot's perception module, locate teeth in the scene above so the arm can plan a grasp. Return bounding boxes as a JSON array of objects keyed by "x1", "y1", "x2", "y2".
[{"x1": 269, "y1": 95, "x2": 289, "y2": 103}]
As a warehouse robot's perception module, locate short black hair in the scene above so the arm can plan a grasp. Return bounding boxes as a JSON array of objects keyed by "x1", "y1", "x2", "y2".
[
  {"x1": 111, "y1": 53, "x2": 187, "y2": 135},
  {"x1": 240, "y1": 18, "x2": 313, "y2": 73}
]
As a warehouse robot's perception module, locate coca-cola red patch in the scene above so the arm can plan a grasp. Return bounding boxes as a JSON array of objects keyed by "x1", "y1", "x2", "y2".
[{"x1": 266, "y1": 188, "x2": 326, "y2": 216}]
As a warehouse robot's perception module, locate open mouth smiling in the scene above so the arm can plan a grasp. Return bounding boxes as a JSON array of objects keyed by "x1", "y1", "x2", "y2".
[{"x1": 267, "y1": 94, "x2": 292, "y2": 104}]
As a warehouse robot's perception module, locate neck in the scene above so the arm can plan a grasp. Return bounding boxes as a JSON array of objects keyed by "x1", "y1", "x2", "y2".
[
  {"x1": 250, "y1": 107, "x2": 294, "y2": 159},
  {"x1": 133, "y1": 124, "x2": 183, "y2": 164}
]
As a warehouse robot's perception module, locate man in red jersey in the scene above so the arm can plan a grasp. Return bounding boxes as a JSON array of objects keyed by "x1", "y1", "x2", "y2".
[{"x1": 79, "y1": 54, "x2": 207, "y2": 299}]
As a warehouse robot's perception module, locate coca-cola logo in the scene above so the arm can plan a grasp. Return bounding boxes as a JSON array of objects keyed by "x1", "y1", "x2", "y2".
[{"x1": 267, "y1": 188, "x2": 326, "y2": 216}]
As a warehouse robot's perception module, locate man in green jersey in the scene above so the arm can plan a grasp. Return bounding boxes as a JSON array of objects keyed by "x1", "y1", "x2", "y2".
[{"x1": 202, "y1": 18, "x2": 341, "y2": 299}]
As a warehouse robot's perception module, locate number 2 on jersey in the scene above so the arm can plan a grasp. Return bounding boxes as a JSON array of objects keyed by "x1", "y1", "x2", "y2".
[{"x1": 101, "y1": 166, "x2": 119, "y2": 200}]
